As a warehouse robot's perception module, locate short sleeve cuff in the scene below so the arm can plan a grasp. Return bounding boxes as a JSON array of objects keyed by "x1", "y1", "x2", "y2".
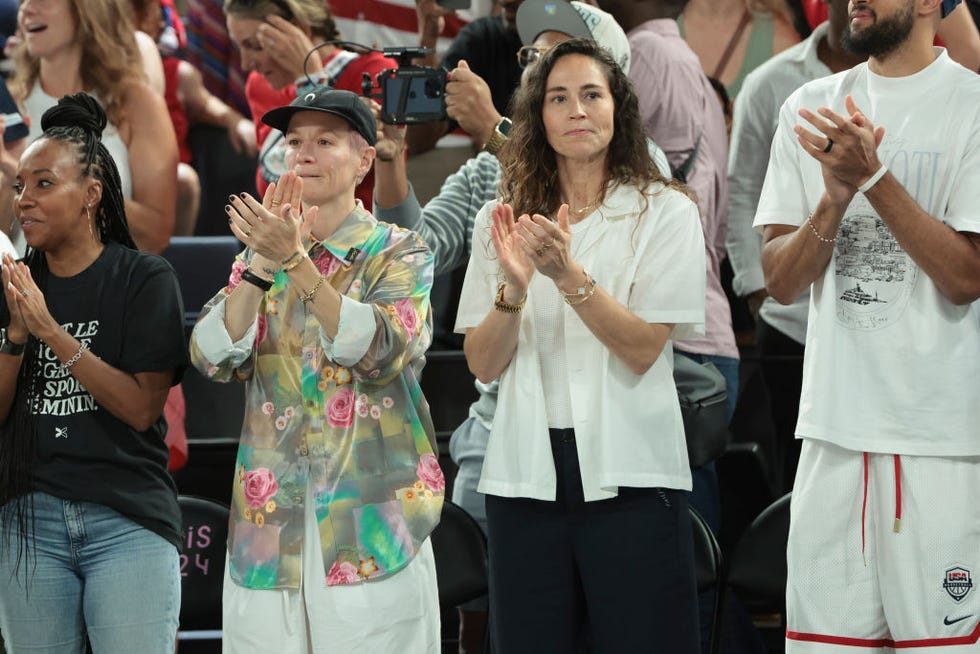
[
  {"x1": 753, "y1": 211, "x2": 805, "y2": 234},
  {"x1": 194, "y1": 300, "x2": 257, "y2": 367},
  {"x1": 320, "y1": 296, "x2": 375, "y2": 366}
]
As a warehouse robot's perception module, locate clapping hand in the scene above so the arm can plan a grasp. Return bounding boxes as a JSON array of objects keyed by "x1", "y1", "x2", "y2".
[{"x1": 225, "y1": 171, "x2": 318, "y2": 270}]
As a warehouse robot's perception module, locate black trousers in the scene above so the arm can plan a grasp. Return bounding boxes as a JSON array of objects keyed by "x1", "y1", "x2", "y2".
[
  {"x1": 485, "y1": 429, "x2": 700, "y2": 654},
  {"x1": 756, "y1": 320, "x2": 805, "y2": 494}
]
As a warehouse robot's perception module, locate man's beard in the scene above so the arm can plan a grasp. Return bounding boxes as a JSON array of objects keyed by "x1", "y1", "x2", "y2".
[{"x1": 841, "y1": 1, "x2": 915, "y2": 58}]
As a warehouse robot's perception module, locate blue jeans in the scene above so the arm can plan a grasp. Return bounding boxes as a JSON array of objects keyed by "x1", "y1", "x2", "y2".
[{"x1": 0, "y1": 492, "x2": 180, "y2": 653}]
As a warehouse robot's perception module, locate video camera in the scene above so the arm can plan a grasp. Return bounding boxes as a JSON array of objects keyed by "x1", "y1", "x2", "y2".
[{"x1": 362, "y1": 46, "x2": 447, "y2": 125}]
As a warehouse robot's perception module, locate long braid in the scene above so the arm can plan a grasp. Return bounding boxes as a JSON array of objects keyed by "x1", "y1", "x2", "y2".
[{"x1": 0, "y1": 93, "x2": 136, "y2": 577}]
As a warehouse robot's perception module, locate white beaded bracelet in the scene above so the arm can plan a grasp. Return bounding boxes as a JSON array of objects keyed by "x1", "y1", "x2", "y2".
[{"x1": 857, "y1": 165, "x2": 887, "y2": 193}]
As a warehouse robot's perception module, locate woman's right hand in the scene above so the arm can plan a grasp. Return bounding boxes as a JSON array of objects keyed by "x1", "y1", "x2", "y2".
[
  {"x1": 490, "y1": 203, "x2": 535, "y2": 298},
  {"x1": 3, "y1": 255, "x2": 60, "y2": 343},
  {"x1": 1, "y1": 254, "x2": 28, "y2": 343}
]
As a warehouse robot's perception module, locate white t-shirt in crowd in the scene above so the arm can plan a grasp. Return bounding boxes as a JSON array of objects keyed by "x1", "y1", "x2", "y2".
[
  {"x1": 754, "y1": 49, "x2": 980, "y2": 456},
  {"x1": 455, "y1": 182, "x2": 706, "y2": 502}
]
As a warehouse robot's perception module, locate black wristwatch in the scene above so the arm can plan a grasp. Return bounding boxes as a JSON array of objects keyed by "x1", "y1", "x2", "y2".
[
  {"x1": 0, "y1": 335, "x2": 26, "y2": 356},
  {"x1": 484, "y1": 117, "x2": 512, "y2": 157}
]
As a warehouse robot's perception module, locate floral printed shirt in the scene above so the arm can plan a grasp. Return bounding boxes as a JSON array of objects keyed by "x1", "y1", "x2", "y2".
[{"x1": 189, "y1": 206, "x2": 444, "y2": 590}]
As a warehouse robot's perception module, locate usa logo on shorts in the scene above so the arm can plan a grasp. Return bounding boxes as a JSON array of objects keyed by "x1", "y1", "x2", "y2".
[{"x1": 943, "y1": 567, "x2": 974, "y2": 602}]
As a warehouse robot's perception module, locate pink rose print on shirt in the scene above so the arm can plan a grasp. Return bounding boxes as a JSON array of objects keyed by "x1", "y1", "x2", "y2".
[
  {"x1": 314, "y1": 251, "x2": 343, "y2": 278},
  {"x1": 326, "y1": 561, "x2": 360, "y2": 586},
  {"x1": 326, "y1": 388, "x2": 355, "y2": 428},
  {"x1": 417, "y1": 453, "x2": 445, "y2": 492},
  {"x1": 242, "y1": 467, "x2": 279, "y2": 509},
  {"x1": 256, "y1": 315, "x2": 268, "y2": 347},
  {"x1": 228, "y1": 260, "x2": 247, "y2": 291},
  {"x1": 394, "y1": 299, "x2": 418, "y2": 340},
  {"x1": 261, "y1": 402, "x2": 275, "y2": 415}
]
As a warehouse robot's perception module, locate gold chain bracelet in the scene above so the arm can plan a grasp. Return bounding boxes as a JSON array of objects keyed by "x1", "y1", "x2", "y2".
[{"x1": 301, "y1": 275, "x2": 326, "y2": 305}]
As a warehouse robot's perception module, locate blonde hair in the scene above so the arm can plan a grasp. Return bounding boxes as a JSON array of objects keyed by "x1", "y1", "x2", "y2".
[{"x1": 10, "y1": 0, "x2": 144, "y2": 127}]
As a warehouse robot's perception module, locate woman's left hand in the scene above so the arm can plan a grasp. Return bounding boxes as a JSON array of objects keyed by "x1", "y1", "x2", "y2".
[
  {"x1": 3, "y1": 258, "x2": 60, "y2": 341},
  {"x1": 226, "y1": 171, "x2": 316, "y2": 264},
  {"x1": 517, "y1": 204, "x2": 578, "y2": 281},
  {"x1": 257, "y1": 15, "x2": 320, "y2": 80}
]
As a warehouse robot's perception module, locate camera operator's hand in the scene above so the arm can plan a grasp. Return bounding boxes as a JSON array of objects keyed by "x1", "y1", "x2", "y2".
[
  {"x1": 366, "y1": 100, "x2": 411, "y2": 209},
  {"x1": 446, "y1": 60, "x2": 500, "y2": 147},
  {"x1": 257, "y1": 15, "x2": 322, "y2": 80}
]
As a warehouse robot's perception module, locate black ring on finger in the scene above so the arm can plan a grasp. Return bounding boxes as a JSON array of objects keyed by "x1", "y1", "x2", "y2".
[{"x1": 823, "y1": 139, "x2": 834, "y2": 153}]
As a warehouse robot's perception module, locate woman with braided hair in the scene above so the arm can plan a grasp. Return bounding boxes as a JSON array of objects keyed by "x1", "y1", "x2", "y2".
[{"x1": 0, "y1": 93, "x2": 189, "y2": 653}]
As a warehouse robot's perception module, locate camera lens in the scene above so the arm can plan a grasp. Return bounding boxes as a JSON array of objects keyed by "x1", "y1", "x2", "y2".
[{"x1": 424, "y1": 77, "x2": 444, "y2": 98}]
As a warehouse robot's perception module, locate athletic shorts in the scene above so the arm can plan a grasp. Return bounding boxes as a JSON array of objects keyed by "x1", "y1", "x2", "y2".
[{"x1": 786, "y1": 439, "x2": 980, "y2": 653}]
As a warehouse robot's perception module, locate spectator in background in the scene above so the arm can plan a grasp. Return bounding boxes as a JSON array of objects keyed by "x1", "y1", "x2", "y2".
[
  {"x1": 4, "y1": 0, "x2": 178, "y2": 254},
  {"x1": 186, "y1": 0, "x2": 251, "y2": 115},
  {"x1": 597, "y1": 0, "x2": 736, "y2": 545},
  {"x1": 130, "y1": 0, "x2": 257, "y2": 236},
  {"x1": 224, "y1": 0, "x2": 395, "y2": 211},
  {"x1": 678, "y1": 0, "x2": 800, "y2": 98},
  {"x1": 800, "y1": 0, "x2": 980, "y2": 70},
  {"x1": 405, "y1": 0, "x2": 526, "y2": 155},
  {"x1": 726, "y1": 0, "x2": 862, "y2": 493}
]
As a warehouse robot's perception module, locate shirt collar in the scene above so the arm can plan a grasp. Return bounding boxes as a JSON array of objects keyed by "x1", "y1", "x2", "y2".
[
  {"x1": 631, "y1": 17, "x2": 681, "y2": 38},
  {"x1": 309, "y1": 204, "x2": 377, "y2": 265},
  {"x1": 795, "y1": 21, "x2": 830, "y2": 68}
]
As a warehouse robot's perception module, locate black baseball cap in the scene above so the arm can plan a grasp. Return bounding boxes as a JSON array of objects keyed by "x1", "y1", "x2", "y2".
[{"x1": 261, "y1": 86, "x2": 377, "y2": 146}]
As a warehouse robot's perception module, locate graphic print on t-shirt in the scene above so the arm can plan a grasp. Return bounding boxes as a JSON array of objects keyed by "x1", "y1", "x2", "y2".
[
  {"x1": 833, "y1": 139, "x2": 941, "y2": 330},
  {"x1": 33, "y1": 319, "x2": 99, "y2": 423}
]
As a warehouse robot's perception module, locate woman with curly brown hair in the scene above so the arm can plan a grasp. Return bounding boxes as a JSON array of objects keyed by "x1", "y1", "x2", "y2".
[
  {"x1": 3, "y1": 0, "x2": 178, "y2": 254},
  {"x1": 455, "y1": 37, "x2": 707, "y2": 653}
]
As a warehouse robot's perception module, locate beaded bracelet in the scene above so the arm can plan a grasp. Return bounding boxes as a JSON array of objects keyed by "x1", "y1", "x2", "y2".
[
  {"x1": 61, "y1": 341, "x2": 88, "y2": 371},
  {"x1": 301, "y1": 275, "x2": 326, "y2": 305},
  {"x1": 806, "y1": 213, "x2": 836, "y2": 244}
]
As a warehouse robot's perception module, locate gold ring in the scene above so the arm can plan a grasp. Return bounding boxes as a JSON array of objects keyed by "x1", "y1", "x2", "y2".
[
  {"x1": 271, "y1": 200, "x2": 281, "y2": 207},
  {"x1": 535, "y1": 247, "x2": 546, "y2": 257},
  {"x1": 243, "y1": 229, "x2": 252, "y2": 238}
]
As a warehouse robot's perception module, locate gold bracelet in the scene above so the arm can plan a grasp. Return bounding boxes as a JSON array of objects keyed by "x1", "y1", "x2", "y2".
[
  {"x1": 301, "y1": 275, "x2": 326, "y2": 305},
  {"x1": 561, "y1": 270, "x2": 597, "y2": 306},
  {"x1": 282, "y1": 252, "x2": 309, "y2": 273},
  {"x1": 493, "y1": 283, "x2": 525, "y2": 313}
]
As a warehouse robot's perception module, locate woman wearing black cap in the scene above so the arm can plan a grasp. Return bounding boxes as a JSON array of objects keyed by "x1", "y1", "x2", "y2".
[
  {"x1": 0, "y1": 93, "x2": 188, "y2": 652},
  {"x1": 191, "y1": 87, "x2": 441, "y2": 653}
]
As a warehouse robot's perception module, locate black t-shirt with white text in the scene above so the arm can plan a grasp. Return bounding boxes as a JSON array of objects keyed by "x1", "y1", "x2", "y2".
[{"x1": 0, "y1": 243, "x2": 189, "y2": 549}]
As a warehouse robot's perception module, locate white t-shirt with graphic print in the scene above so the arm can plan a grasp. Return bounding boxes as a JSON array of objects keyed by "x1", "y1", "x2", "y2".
[{"x1": 755, "y1": 49, "x2": 980, "y2": 457}]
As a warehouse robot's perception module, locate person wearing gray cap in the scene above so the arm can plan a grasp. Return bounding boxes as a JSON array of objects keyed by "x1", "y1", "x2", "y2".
[
  {"x1": 755, "y1": 0, "x2": 980, "y2": 650},
  {"x1": 190, "y1": 87, "x2": 442, "y2": 653}
]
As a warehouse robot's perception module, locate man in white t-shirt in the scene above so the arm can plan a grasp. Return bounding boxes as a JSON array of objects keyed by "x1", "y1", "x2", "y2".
[{"x1": 755, "y1": 0, "x2": 980, "y2": 650}]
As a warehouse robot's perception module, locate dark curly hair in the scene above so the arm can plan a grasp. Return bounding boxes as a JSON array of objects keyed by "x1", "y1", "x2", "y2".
[
  {"x1": 1, "y1": 93, "x2": 136, "y2": 577},
  {"x1": 498, "y1": 38, "x2": 689, "y2": 217}
]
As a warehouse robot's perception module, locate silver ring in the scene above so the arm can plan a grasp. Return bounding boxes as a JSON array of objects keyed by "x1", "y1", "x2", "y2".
[{"x1": 21, "y1": 289, "x2": 29, "y2": 298}]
